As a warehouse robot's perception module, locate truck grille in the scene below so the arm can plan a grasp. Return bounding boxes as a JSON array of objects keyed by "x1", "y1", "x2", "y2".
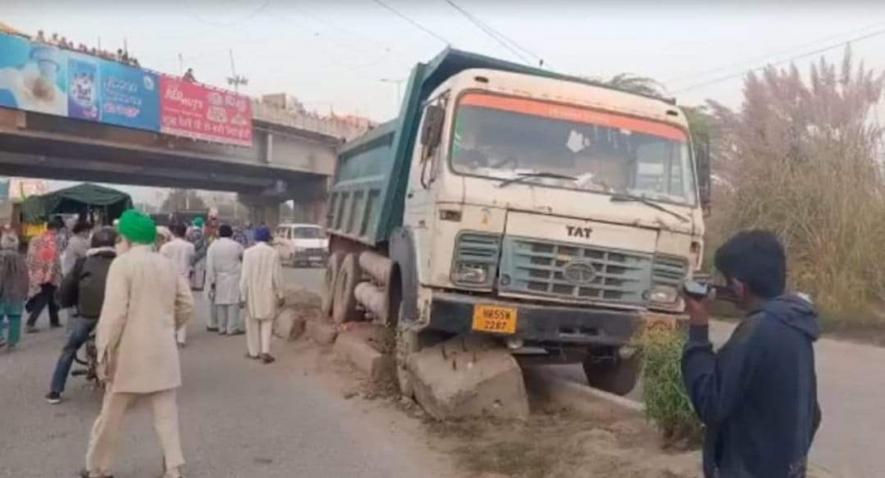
[
  {"x1": 499, "y1": 237, "x2": 652, "y2": 305},
  {"x1": 652, "y1": 255, "x2": 688, "y2": 286}
]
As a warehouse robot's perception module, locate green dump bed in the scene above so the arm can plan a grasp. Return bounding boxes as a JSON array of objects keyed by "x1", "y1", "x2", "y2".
[{"x1": 326, "y1": 48, "x2": 630, "y2": 247}]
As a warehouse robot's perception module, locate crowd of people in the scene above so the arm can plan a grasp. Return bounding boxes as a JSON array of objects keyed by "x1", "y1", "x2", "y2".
[
  {"x1": 32, "y1": 29, "x2": 141, "y2": 67},
  {"x1": 0, "y1": 210, "x2": 284, "y2": 477}
]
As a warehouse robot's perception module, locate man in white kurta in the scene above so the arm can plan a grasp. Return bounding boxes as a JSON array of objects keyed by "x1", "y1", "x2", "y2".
[
  {"x1": 206, "y1": 224, "x2": 243, "y2": 335},
  {"x1": 85, "y1": 210, "x2": 193, "y2": 478},
  {"x1": 239, "y1": 226, "x2": 284, "y2": 364},
  {"x1": 160, "y1": 224, "x2": 195, "y2": 346}
]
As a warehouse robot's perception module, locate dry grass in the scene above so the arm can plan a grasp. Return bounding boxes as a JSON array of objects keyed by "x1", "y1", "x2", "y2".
[{"x1": 707, "y1": 49, "x2": 885, "y2": 324}]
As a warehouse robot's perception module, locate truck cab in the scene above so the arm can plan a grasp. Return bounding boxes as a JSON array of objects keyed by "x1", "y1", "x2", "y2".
[{"x1": 324, "y1": 49, "x2": 709, "y2": 397}]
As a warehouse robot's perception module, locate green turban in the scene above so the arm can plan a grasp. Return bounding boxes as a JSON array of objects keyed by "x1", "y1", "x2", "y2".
[
  {"x1": 192, "y1": 217, "x2": 205, "y2": 228},
  {"x1": 118, "y1": 209, "x2": 157, "y2": 244}
]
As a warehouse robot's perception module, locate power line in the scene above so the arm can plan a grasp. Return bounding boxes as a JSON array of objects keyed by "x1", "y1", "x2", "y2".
[
  {"x1": 183, "y1": 0, "x2": 272, "y2": 28},
  {"x1": 673, "y1": 26, "x2": 885, "y2": 94},
  {"x1": 442, "y1": 0, "x2": 542, "y2": 66},
  {"x1": 368, "y1": 0, "x2": 449, "y2": 45},
  {"x1": 666, "y1": 21, "x2": 885, "y2": 85}
]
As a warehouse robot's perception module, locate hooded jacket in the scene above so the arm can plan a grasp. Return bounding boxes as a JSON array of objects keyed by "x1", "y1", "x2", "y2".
[
  {"x1": 58, "y1": 247, "x2": 116, "y2": 320},
  {"x1": 682, "y1": 294, "x2": 822, "y2": 478}
]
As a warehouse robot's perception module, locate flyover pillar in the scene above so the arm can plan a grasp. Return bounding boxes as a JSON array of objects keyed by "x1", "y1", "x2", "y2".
[{"x1": 238, "y1": 194, "x2": 283, "y2": 228}]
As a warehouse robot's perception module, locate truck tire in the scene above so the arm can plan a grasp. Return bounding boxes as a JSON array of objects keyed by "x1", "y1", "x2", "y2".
[
  {"x1": 582, "y1": 347, "x2": 641, "y2": 396},
  {"x1": 331, "y1": 253, "x2": 361, "y2": 324},
  {"x1": 321, "y1": 252, "x2": 343, "y2": 318},
  {"x1": 395, "y1": 318, "x2": 419, "y2": 398}
]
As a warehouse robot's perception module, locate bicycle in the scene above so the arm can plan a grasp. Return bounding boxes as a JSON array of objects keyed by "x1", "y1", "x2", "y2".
[{"x1": 72, "y1": 332, "x2": 102, "y2": 390}]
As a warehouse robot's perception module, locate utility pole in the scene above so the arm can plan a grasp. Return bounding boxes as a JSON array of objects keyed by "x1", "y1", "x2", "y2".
[{"x1": 227, "y1": 49, "x2": 249, "y2": 93}]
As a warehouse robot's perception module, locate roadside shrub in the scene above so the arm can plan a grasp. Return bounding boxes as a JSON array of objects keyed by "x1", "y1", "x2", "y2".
[{"x1": 640, "y1": 327, "x2": 703, "y2": 447}]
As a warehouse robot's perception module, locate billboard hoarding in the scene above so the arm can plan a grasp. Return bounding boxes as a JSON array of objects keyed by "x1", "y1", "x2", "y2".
[
  {"x1": 0, "y1": 33, "x2": 160, "y2": 131},
  {"x1": 159, "y1": 75, "x2": 252, "y2": 146}
]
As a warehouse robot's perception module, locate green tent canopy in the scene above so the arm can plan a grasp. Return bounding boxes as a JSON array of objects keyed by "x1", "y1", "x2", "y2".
[{"x1": 21, "y1": 183, "x2": 134, "y2": 224}]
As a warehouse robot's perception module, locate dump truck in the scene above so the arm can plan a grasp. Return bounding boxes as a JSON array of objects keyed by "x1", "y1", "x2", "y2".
[{"x1": 322, "y1": 49, "x2": 711, "y2": 409}]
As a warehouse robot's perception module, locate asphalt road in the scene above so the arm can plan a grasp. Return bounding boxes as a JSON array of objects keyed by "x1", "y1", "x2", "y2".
[
  {"x1": 6, "y1": 265, "x2": 883, "y2": 477},
  {"x1": 550, "y1": 320, "x2": 885, "y2": 478},
  {"x1": 0, "y1": 267, "x2": 453, "y2": 478},
  {"x1": 294, "y1": 267, "x2": 883, "y2": 477}
]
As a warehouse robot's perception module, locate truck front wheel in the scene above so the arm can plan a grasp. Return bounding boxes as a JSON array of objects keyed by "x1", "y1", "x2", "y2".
[
  {"x1": 331, "y1": 253, "x2": 362, "y2": 324},
  {"x1": 321, "y1": 252, "x2": 343, "y2": 318},
  {"x1": 582, "y1": 346, "x2": 641, "y2": 396},
  {"x1": 395, "y1": 320, "x2": 419, "y2": 398}
]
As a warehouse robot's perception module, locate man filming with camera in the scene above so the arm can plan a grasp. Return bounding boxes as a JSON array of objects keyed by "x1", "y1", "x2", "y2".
[{"x1": 682, "y1": 230, "x2": 822, "y2": 478}]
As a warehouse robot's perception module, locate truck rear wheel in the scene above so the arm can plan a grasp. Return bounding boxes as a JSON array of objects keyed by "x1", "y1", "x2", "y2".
[
  {"x1": 582, "y1": 347, "x2": 641, "y2": 396},
  {"x1": 331, "y1": 253, "x2": 362, "y2": 324},
  {"x1": 321, "y1": 252, "x2": 343, "y2": 318}
]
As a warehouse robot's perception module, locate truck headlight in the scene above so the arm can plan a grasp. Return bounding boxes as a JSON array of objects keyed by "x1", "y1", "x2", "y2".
[
  {"x1": 646, "y1": 285, "x2": 679, "y2": 304},
  {"x1": 451, "y1": 233, "x2": 500, "y2": 287},
  {"x1": 452, "y1": 263, "x2": 489, "y2": 284}
]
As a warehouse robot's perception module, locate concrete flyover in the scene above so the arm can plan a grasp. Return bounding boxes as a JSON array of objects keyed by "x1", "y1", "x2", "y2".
[{"x1": 0, "y1": 100, "x2": 368, "y2": 224}]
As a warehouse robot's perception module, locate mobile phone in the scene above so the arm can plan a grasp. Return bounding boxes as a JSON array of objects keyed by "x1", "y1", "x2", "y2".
[{"x1": 682, "y1": 279, "x2": 711, "y2": 300}]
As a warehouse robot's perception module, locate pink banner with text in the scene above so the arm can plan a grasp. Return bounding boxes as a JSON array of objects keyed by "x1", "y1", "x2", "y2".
[{"x1": 159, "y1": 76, "x2": 252, "y2": 146}]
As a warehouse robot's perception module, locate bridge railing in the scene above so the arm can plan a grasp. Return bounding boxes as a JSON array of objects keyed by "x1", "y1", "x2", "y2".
[{"x1": 251, "y1": 100, "x2": 371, "y2": 142}]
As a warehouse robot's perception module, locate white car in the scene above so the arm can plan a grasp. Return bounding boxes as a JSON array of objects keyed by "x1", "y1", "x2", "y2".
[{"x1": 274, "y1": 223, "x2": 329, "y2": 268}]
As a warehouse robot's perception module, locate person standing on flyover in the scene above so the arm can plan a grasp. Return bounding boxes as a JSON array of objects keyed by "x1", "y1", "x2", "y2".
[
  {"x1": 160, "y1": 224, "x2": 195, "y2": 347},
  {"x1": 205, "y1": 224, "x2": 244, "y2": 335},
  {"x1": 681, "y1": 230, "x2": 821, "y2": 478},
  {"x1": 25, "y1": 216, "x2": 65, "y2": 333},
  {"x1": 239, "y1": 226, "x2": 283, "y2": 364},
  {"x1": 46, "y1": 227, "x2": 117, "y2": 404},
  {"x1": 83, "y1": 210, "x2": 193, "y2": 478},
  {"x1": 0, "y1": 227, "x2": 28, "y2": 350}
]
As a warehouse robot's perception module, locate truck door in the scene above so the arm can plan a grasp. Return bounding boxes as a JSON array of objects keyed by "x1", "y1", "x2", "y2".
[{"x1": 403, "y1": 93, "x2": 449, "y2": 282}]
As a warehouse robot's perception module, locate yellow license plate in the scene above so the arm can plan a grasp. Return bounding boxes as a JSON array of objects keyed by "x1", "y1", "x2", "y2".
[
  {"x1": 644, "y1": 314, "x2": 678, "y2": 333},
  {"x1": 472, "y1": 305, "x2": 518, "y2": 334}
]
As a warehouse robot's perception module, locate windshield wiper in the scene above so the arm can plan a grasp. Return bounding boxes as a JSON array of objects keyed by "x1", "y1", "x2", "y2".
[
  {"x1": 610, "y1": 193, "x2": 690, "y2": 223},
  {"x1": 498, "y1": 171, "x2": 577, "y2": 189}
]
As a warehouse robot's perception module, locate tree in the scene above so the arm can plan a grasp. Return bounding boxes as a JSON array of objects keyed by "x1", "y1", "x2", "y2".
[
  {"x1": 161, "y1": 189, "x2": 207, "y2": 212},
  {"x1": 709, "y1": 48, "x2": 885, "y2": 316},
  {"x1": 594, "y1": 73, "x2": 665, "y2": 98}
]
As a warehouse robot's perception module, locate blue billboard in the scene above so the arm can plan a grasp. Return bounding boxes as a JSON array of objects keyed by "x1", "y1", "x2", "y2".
[{"x1": 0, "y1": 33, "x2": 159, "y2": 132}]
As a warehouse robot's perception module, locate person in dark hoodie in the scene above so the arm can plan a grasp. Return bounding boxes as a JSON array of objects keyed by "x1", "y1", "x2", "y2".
[
  {"x1": 45, "y1": 227, "x2": 118, "y2": 404},
  {"x1": 682, "y1": 230, "x2": 821, "y2": 478}
]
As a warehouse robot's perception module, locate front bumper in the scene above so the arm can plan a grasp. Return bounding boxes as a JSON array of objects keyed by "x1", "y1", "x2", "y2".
[
  {"x1": 427, "y1": 291, "x2": 682, "y2": 347},
  {"x1": 293, "y1": 249, "x2": 328, "y2": 262}
]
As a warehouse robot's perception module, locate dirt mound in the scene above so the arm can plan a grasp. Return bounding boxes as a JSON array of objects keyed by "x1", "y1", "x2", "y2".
[
  {"x1": 275, "y1": 288, "x2": 324, "y2": 340},
  {"x1": 430, "y1": 409, "x2": 700, "y2": 478}
]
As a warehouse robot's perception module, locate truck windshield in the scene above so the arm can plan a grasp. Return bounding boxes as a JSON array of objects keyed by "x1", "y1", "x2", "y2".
[{"x1": 450, "y1": 93, "x2": 697, "y2": 206}]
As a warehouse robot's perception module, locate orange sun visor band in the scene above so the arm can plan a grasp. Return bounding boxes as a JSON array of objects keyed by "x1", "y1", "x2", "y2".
[{"x1": 460, "y1": 93, "x2": 687, "y2": 142}]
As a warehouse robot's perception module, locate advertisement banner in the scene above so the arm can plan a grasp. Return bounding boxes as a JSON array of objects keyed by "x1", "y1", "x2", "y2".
[
  {"x1": 0, "y1": 33, "x2": 160, "y2": 132},
  {"x1": 67, "y1": 57, "x2": 99, "y2": 120},
  {"x1": 0, "y1": 33, "x2": 69, "y2": 117},
  {"x1": 159, "y1": 75, "x2": 252, "y2": 146},
  {"x1": 96, "y1": 61, "x2": 159, "y2": 130},
  {"x1": 0, "y1": 33, "x2": 249, "y2": 145}
]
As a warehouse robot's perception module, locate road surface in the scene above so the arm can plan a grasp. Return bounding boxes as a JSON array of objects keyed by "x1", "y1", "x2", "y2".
[
  {"x1": 550, "y1": 319, "x2": 885, "y2": 478},
  {"x1": 294, "y1": 268, "x2": 885, "y2": 477},
  {"x1": 0, "y1": 268, "x2": 454, "y2": 478}
]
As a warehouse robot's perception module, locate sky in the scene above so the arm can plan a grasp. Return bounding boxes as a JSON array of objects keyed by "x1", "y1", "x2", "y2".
[{"x1": 4, "y1": 1, "x2": 885, "y2": 201}]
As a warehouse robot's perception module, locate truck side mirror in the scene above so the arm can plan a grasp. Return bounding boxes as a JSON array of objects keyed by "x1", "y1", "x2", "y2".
[
  {"x1": 695, "y1": 134, "x2": 712, "y2": 214},
  {"x1": 420, "y1": 104, "x2": 445, "y2": 152}
]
